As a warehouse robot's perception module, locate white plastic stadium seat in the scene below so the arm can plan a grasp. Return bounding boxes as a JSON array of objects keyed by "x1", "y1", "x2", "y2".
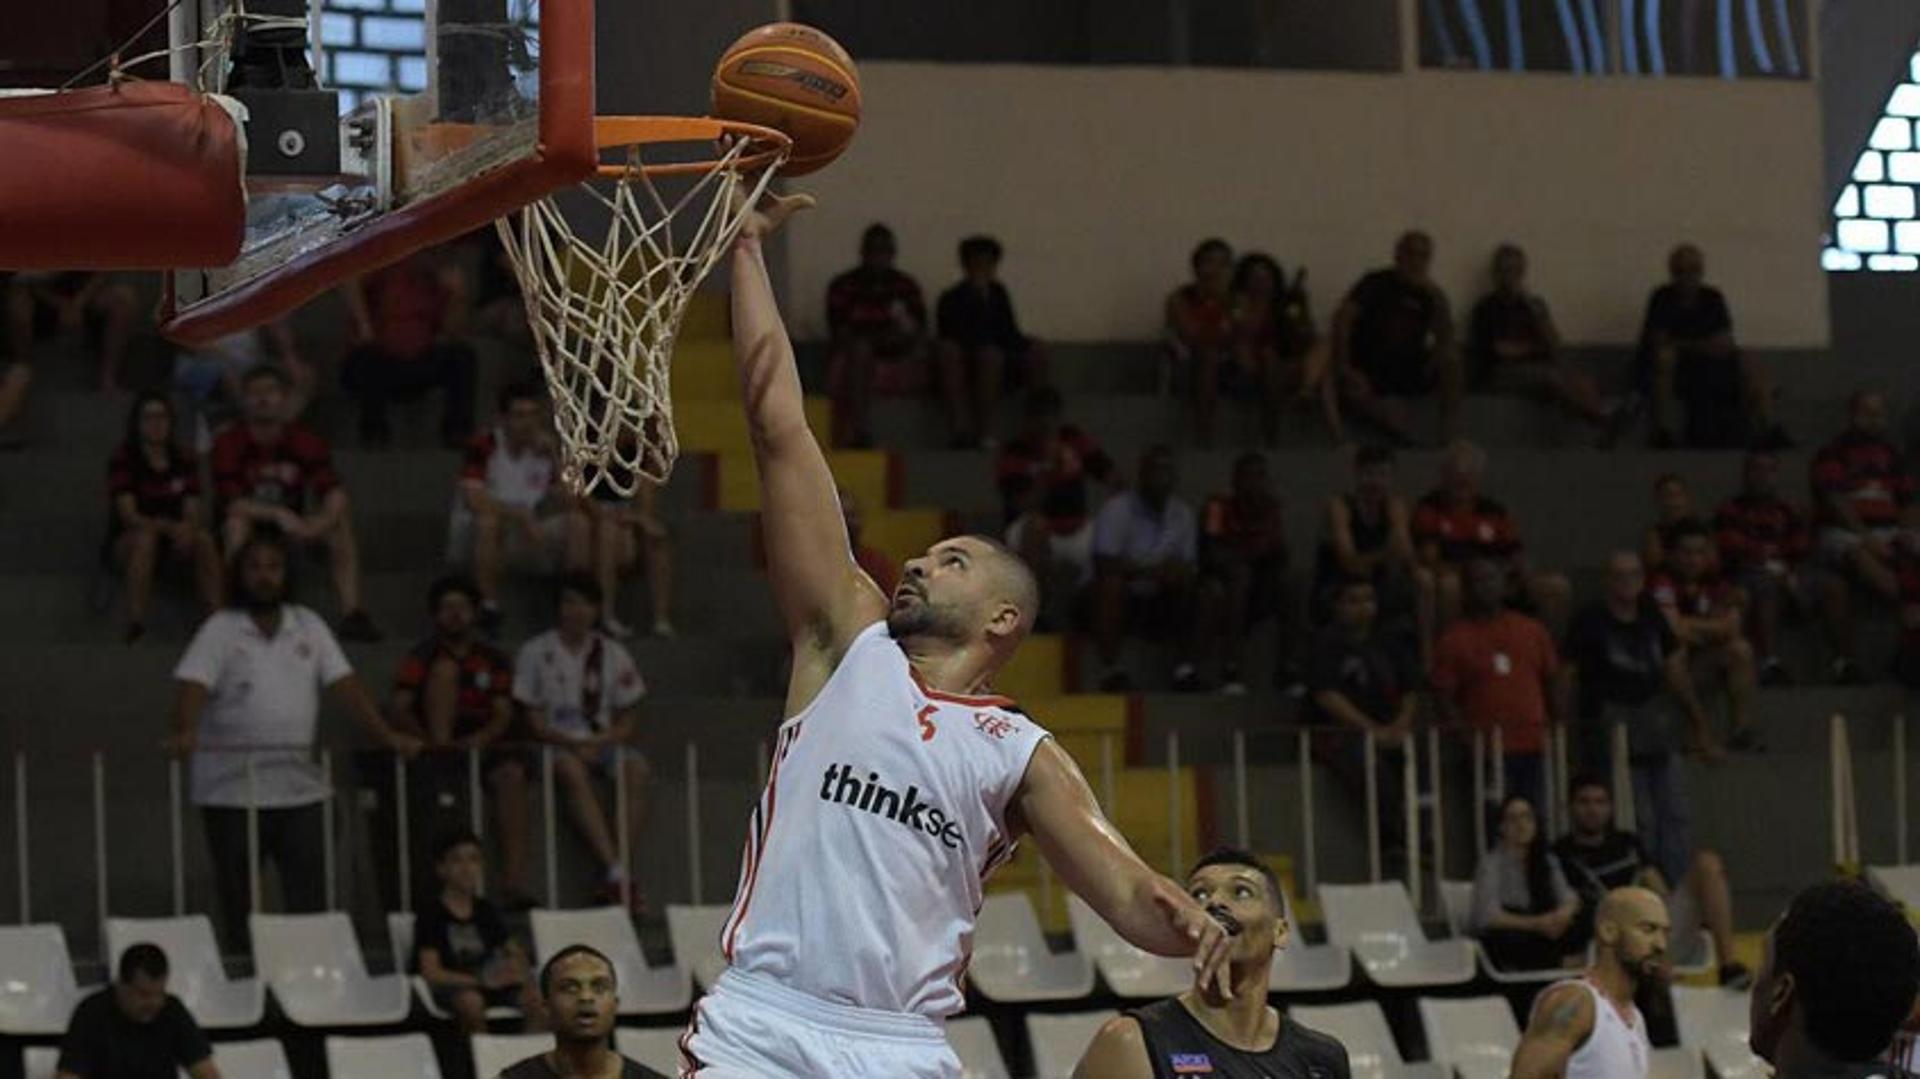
[
  {"x1": 1417, "y1": 995, "x2": 1522, "y2": 1079},
  {"x1": 1672, "y1": 985, "x2": 1770, "y2": 1079},
  {"x1": 968, "y1": 893, "x2": 1096, "y2": 1002},
  {"x1": 530, "y1": 906, "x2": 691, "y2": 1015},
  {"x1": 664, "y1": 904, "x2": 730, "y2": 991},
  {"x1": 21, "y1": 1047, "x2": 57, "y2": 1079},
  {"x1": 472, "y1": 1033, "x2": 552, "y2": 1078},
  {"x1": 1066, "y1": 896, "x2": 1188, "y2": 998},
  {"x1": 104, "y1": 915, "x2": 266, "y2": 1029},
  {"x1": 249, "y1": 913, "x2": 411, "y2": 1027},
  {"x1": 324, "y1": 1033, "x2": 442, "y2": 1079},
  {"x1": 1869, "y1": 863, "x2": 1920, "y2": 909},
  {"x1": 1288, "y1": 1002, "x2": 1449, "y2": 1079},
  {"x1": 947, "y1": 1015, "x2": 1012, "y2": 1079},
  {"x1": 1319, "y1": 883, "x2": 1475, "y2": 988},
  {"x1": 388, "y1": 911, "x2": 519, "y2": 1022},
  {"x1": 210, "y1": 1039, "x2": 294, "y2": 1078},
  {"x1": 0, "y1": 924, "x2": 92, "y2": 1035},
  {"x1": 615, "y1": 1027, "x2": 688, "y2": 1074},
  {"x1": 1650, "y1": 1046, "x2": 1706, "y2": 1079},
  {"x1": 1025, "y1": 1010, "x2": 1119, "y2": 1079},
  {"x1": 1437, "y1": 879, "x2": 1474, "y2": 936}
]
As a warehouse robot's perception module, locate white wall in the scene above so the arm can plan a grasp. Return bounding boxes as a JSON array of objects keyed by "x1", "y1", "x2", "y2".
[{"x1": 783, "y1": 62, "x2": 1828, "y2": 347}]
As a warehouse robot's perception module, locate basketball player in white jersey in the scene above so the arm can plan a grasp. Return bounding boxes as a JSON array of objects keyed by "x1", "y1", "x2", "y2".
[
  {"x1": 1510, "y1": 887, "x2": 1669, "y2": 1079},
  {"x1": 678, "y1": 193, "x2": 1234, "y2": 1078}
]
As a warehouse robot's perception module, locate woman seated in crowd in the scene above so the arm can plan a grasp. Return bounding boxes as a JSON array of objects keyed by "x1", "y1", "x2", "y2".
[{"x1": 1469, "y1": 794, "x2": 1583, "y2": 972}]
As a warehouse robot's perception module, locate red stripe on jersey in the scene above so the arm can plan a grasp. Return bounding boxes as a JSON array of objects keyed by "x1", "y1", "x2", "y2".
[
  {"x1": 722, "y1": 722, "x2": 799, "y2": 960},
  {"x1": 909, "y1": 667, "x2": 1015, "y2": 708}
]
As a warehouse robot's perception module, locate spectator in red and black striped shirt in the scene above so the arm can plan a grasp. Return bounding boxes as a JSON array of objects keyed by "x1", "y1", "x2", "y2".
[
  {"x1": 211, "y1": 365, "x2": 380, "y2": 641},
  {"x1": 826, "y1": 224, "x2": 927, "y2": 449},
  {"x1": 1714, "y1": 450, "x2": 1857, "y2": 685},
  {"x1": 108, "y1": 393, "x2": 223, "y2": 642},
  {"x1": 1647, "y1": 519, "x2": 1756, "y2": 752},
  {"x1": 389, "y1": 575, "x2": 533, "y2": 904},
  {"x1": 1412, "y1": 439, "x2": 1571, "y2": 640},
  {"x1": 1812, "y1": 390, "x2": 1916, "y2": 588}
]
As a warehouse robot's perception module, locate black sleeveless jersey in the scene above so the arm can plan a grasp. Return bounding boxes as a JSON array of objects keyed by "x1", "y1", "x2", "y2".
[{"x1": 1126, "y1": 998, "x2": 1351, "y2": 1079}]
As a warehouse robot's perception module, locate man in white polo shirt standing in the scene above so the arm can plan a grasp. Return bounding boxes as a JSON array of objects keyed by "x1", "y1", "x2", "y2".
[{"x1": 167, "y1": 532, "x2": 422, "y2": 949}]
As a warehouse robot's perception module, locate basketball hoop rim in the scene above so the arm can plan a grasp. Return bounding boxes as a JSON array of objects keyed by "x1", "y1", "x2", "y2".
[{"x1": 588, "y1": 115, "x2": 790, "y2": 179}]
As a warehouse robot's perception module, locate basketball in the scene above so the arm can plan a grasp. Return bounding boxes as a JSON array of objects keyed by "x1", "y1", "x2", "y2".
[{"x1": 711, "y1": 22, "x2": 861, "y2": 177}]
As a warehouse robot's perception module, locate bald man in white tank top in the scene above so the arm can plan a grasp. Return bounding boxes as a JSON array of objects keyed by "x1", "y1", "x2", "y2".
[
  {"x1": 678, "y1": 192, "x2": 1234, "y2": 1079},
  {"x1": 1511, "y1": 887, "x2": 1670, "y2": 1079}
]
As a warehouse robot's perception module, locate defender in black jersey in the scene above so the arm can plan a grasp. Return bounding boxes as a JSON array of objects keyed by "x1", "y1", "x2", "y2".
[
  {"x1": 1074, "y1": 848, "x2": 1352, "y2": 1078},
  {"x1": 497, "y1": 946, "x2": 663, "y2": 1079}
]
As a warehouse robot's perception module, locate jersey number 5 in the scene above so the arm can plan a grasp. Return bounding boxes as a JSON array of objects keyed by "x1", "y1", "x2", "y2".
[{"x1": 916, "y1": 704, "x2": 937, "y2": 742}]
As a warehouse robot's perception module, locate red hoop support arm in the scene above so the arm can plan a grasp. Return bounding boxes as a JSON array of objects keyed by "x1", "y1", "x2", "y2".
[
  {"x1": 0, "y1": 82, "x2": 245, "y2": 270},
  {"x1": 160, "y1": 0, "x2": 596, "y2": 348}
]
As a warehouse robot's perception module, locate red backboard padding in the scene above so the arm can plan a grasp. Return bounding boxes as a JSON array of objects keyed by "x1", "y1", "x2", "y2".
[{"x1": 0, "y1": 81, "x2": 244, "y2": 270}]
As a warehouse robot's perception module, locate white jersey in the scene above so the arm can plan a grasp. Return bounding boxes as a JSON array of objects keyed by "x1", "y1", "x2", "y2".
[
  {"x1": 718, "y1": 621, "x2": 1051, "y2": 1018},
  {"x1": 1541, "y1": 978, "x2": 1650, "y2": 1079}
]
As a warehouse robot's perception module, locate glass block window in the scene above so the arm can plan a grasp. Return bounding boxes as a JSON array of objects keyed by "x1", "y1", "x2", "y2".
[
  {"x1": 1827, "y1": 50, "x2": 1920, "y2": 272},
  {"x1": 319, "y1": 0, "x2": 427, "y2": 113}
]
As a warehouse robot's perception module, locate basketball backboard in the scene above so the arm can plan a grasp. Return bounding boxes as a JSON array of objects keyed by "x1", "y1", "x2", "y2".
[{"x1": 161, "y1": 0, "x2": 593, "y2": 347}]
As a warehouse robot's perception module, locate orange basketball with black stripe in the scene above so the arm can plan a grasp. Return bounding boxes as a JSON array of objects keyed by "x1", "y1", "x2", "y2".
[{"x1": 711, "y1": 22, "x2": 861, "y2": 177}]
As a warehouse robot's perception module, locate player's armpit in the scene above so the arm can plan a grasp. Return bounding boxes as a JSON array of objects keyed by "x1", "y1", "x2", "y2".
[
  {"x1": 1509, "y1": 982, "x2": 1595, "y2": 1079},
  {"x1": 1071, "y1": 1016, "x2": 1154, "y2": 1079}
]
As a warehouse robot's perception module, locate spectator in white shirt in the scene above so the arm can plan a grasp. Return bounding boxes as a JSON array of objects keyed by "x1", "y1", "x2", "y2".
[
  {"x1": 512, "y1": 573, "x2": 652, "y2": 910},
  {"x1": 166, "y1": 533, "x2": 422, "y2": 949},
  {"x1": 449, "y1": 382, "x2": 593, "y2": 632},
  {"x1": 1091, "y1": 444, "x2": 1201, "y2": 692}
]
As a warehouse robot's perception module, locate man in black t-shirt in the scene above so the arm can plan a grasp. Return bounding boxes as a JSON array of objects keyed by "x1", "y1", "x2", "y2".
[
  {"x1": 56, "y1": 943, "x2": 219, "y2": 1079},
  {"x1": 1306, "y1": 577, "x2": 1421, "y2": 862},
  {"x1": 1330, "y1": 230, "x2": 1462, "y2": 444},
  {"x1": 416, "y1": 830, "x2": 540, "y2": 1032},
  {"x1": 1552, "y1": 774, "x2": 1751, "y2": 989},
  {"x1": 1636, "y1": 243, "x2": 1788, "y2": 449},
  {"x1": 1466, "y1": 243, "x2": 1614, "y2": 438},
  {"x1": 1074, "y1": 848, "x2": 1351, "y2": 1078},
  {"x1": 500, "y1": 945, "x2": 662, "y2": 1079},
  {"x1": 1562, "y1": 551, "x2": 1713, "y2": 887},
  {"x1": 934, "y1": 235, "x2": 1045, "y2": 449}
]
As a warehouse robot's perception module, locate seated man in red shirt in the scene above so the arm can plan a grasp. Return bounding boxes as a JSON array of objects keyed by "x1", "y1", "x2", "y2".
[
  {"x1": 1196, "y1": 451, "x2": 1299, "y2": 695},
  {"x1": 1649, "y1": 519, "x2": 1756, "y2": 752},
  {"x1": 212, "y1": 365, "x2": 380, "y2": 641},
  {"x1": 998, "y1": 386, "x2": 1116, "y2": 623},
  {"x1": 340, "y1": 248, "x2": 478, "y2": 447},
  {"x1": 390, "y1": 575, "x2": 534, "y2": 906},
  {"x1": 1715, "y1": 449, "x2": 1856, "y2": 685},
  {"x1": 826, "y1": 223, "x2": 927, "y2": 449},
  {"x1": 1431, "y1": 558, "x2": 1561, "y2": 815},
  {"x1": 934, "y1": 235, "x2": 1046, "y2": 449},
  {"x1": 1412, "y1": 439, "x2": 1570, "y2": 637},
  {"x1": 1165, "y1": 238, "x2": 1238, "y2": 447},
  {"x1": 1812, "y1": 389, "x2": 1916, "y2": 614},
  {"x1": 1330, "y1": 230, "x2": 1463, "y2": 446}
]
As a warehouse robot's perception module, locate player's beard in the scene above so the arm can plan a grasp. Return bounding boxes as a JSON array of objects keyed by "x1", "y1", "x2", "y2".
[{"x1": 887, "y1": 595, "x2": 968, "y2": 642}]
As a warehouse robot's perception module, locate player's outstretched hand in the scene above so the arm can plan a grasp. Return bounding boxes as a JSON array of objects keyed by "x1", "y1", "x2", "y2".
[
  {"x1": 1150, "y1": 883, "x2": 1235, "y2": 1001},
  {"x1": 735, "y1": 190, "x2": 816, "y2": 245}
]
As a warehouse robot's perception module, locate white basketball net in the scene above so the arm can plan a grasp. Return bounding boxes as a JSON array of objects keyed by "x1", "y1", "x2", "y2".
[{"x1": 497, "y1": 136, "x2": 786, "y2": 497}]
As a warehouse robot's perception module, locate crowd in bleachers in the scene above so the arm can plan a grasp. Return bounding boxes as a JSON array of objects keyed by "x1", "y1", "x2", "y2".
[{"x1": 6, "y1": 210, "x2": 1920, "y2": 1077}]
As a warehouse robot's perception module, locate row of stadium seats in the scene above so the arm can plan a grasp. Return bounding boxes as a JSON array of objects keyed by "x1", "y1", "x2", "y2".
[{"x1": 6, "y1": 985, "x2": 1768, "y2": 1079}]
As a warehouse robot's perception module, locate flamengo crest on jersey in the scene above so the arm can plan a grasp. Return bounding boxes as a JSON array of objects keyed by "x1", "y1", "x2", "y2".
[{"x1": 717, "y1": 621, "x2": 1052, "y2": 1018}]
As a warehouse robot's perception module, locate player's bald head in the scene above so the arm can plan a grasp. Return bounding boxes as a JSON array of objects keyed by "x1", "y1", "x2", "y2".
[
  {"x1": 1598, "y1": 886, "x2": 1665, "y2": 930},
  {"x1": 891, "y1": 534, "x2": 1039, "y2": 649}
]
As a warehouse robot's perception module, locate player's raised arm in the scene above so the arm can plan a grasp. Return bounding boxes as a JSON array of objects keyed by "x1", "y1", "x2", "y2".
[
  {"x1": 1011, "y1": 740, "x2": 1235, "y2": 997},
  {"x1": 730, "y1": 194, "x2": 888, "y2": 681}
]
